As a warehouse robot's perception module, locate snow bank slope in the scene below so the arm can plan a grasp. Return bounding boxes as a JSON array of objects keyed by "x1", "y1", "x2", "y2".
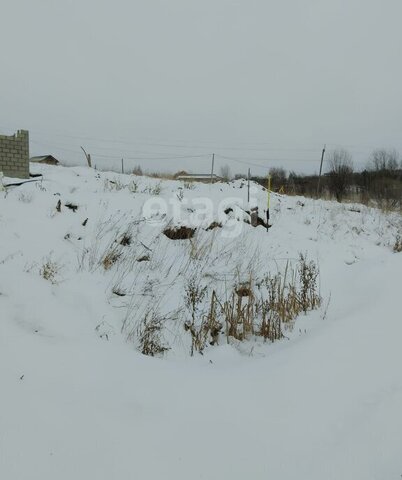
[{"x1": 1, "y1": 165, "x2": 401, "y2": 479}]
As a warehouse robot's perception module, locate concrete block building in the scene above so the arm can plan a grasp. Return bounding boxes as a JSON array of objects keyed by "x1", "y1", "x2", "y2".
[{"x1": 0, "y1": 130, "x2": 30, "y2": 178}]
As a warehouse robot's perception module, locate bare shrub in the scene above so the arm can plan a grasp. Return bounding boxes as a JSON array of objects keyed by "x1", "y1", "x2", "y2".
[
  {"x1": 269, "y1": 167, "x2": 287, "y2": 189},
  {"x1": 298, "y1": 254, "x2": 321, "y2": 312},
  {"x1": 327, "y1": 149, "x2": 354, "y2": 202},
  {"x1": 220, "y1": 164, "x2": 232, "y2": 181},
  {"x1": 182, "y1": 255, "x2": 322, "y2": 351},
  {"x1": 132, "y1": 165, "x2": 143, "y2": 176},
  {"x1": 370, "y1": 149, "x2": 399, "y2": 172},
  {"x1": 147, "y1": 172, "x2": 173, "y2": 180},
  {"x1": 185, "y1": 290, "x2": 222, "y2": 354}
]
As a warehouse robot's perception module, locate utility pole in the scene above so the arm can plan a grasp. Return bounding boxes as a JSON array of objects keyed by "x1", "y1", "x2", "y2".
[
  {"x1": 247, "y1": 168, "x2": 250, "y2": 204},
  {"x1": 121, "y1": 158, "x2": 124, "y2": 174},
  {"x1": 210, "y1": 153, "x2": 215, "y2": 184},
  {"x1": 317, "y1": 145, "x2": 326, "y2": 197},
  {"x1": 266, "y1": 175, "x2": 271, "y2": 232},
  {"x1": 80, "y1": 146, "x2": 92, "y2": 168}
]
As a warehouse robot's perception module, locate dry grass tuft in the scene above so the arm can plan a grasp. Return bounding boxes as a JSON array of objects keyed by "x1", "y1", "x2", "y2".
[
  {"x1": 40, "y1": 260, "x2": 59, "y2": 284},
  {"x1": 298, "y1": 253, "x2": 321, "y2": 312},
  {"x1": 137, "y1": 311, "x2": 170, "y2": 357},
  {"x1": 182, "y1": 254, "x2": 322, "y2": 352},
  {"x1": 119, "y1": 232, "x2": 132, "y2": 246},
  {"x1": 185, "y1": 290, "x2": 222, "y2": 355},
  {"x1": 393, "y1": 235, "x2": 402, "y2": 253},
  {"x1": 188, "y1": 235, "x2": 214, "y2": 260},
  {"x1": 102, "y1": 249, "x2": 122, "y2": 270}
]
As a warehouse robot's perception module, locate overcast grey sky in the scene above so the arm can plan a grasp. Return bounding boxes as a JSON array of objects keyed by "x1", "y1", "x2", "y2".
[{"x1": 1, "y1": 0, "x2": 402, "y2": 175}]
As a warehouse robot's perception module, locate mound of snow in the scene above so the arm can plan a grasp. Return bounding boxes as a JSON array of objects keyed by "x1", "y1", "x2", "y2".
[{"x1": 1, "y1": 164, "x2": 401, "y2": 479}]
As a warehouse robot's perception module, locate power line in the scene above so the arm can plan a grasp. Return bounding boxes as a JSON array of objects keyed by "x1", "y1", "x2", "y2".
[
  {"x1": 31, "y1": 140, "x2": 210, "y2": 161},
  {"x1": 3, "y1": 123, "x2": 391, "y2": 154},
  {"x1": 216, "y1": 154, "x2": 319, "y2": 168},
  {"x1": 11, "y1": 124, "x2": 398, "y2": 172}
]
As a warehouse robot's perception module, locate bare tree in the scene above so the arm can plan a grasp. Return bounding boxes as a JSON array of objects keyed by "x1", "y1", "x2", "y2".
[
  {"x1": 327, "y1": 149, "x2": 354, "y2": 202},
  {"x1": 369, "y1": 149, "x2": 399, "y2": 172},
  {"x1": 132, "y1": 165, "x2": 143, "y2": 176},
  {"x1": 220, "y1": 164, "x2": 232, "y2": 181},
  {"x1": 269, "y1": 167, "x2": 287, "y2": 189},
  {"x1": 234, "y1": 173, "x2": 246, "y2": 180}
]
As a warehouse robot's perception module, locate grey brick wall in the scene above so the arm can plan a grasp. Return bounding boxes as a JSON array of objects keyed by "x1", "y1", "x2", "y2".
[{"x1": 0, "y1": 130, "x2": 30, "y2": 178}]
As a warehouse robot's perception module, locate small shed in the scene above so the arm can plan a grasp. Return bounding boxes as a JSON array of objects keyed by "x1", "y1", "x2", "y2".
[{"x1": 30, "y1": 155, "x2": 60, "y2": 166}]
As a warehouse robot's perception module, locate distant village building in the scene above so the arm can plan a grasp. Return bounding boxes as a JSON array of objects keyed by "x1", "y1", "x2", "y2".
[
  {"x1": 0, "y1": 130, "x2": 30, "y2": 178},
  {"x1": 30, "y1": 155, "x2": 60, "y2": 166},
  {"x1": 176, "y1": 173, "x2": 223, "y2": 183}
]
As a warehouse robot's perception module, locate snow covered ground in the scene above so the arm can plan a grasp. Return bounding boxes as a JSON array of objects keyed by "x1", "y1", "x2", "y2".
[{"x1": 1, "y1": 164, "x2": 401, "y2": 479}]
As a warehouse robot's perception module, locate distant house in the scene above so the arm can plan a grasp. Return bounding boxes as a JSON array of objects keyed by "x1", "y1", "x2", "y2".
[
  {"x1": 176, "y1": 173, "x2": 223, "y2": 183},
  {"x1": 30, "y1": 155, "x2": 60, "y2": 166}
]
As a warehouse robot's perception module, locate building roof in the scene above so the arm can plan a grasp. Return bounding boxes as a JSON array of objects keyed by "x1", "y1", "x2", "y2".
[{"x1": 30, "y1": 155, "x2": 59, "y2": 164}]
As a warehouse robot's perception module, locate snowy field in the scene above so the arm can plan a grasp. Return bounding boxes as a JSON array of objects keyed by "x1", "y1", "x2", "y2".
[{"x1": 1, "y1": 164, "x2": 401, "y2": 479}]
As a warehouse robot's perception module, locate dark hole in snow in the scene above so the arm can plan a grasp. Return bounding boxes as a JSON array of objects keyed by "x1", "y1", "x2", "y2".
[
  {"x1": 65, "y1": 202, "x2": 78, "y2": 212},
  {"x1": 112, "y1": 288, "x2": 126, "y2": 297},
  {"x1": 137, "y1": 255, "x2": 150, "y2": 262},
  {"x1": 256, "y1": 216, "x2": 269, "y2": 228},
  {"x1": 236, "y1": 285, "x2": 252, "y2": 297},
  {"x1": 163, "y1": 226, "x2": 196, "y2": 240},
  {"x1": 119, "y1": 233, "x2": 132, "y2": 246},
  {"x1": 206, "y1": 221, "x2": 222, "y2": 231}
]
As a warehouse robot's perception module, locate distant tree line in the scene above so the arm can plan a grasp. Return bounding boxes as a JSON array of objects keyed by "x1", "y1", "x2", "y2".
[{"x1": 242, "y1": 148, "x2": 402, "y2": 210}]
